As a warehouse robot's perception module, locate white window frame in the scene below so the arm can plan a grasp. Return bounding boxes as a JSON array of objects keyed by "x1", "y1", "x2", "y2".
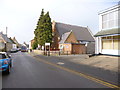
[{"x1": 102, "y1": 10, "x2": 119, "y2": 30}]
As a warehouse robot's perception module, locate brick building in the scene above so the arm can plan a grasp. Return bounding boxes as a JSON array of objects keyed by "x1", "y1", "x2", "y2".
[{"x1": 52, "y1": 21, "x2": 95, "y2": 54}]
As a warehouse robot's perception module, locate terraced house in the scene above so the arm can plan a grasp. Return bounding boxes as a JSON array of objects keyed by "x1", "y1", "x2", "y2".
[
  {"x1": 95, "y1": 3, "x2": 120, "y2": 55},
  {"x1": 0, "y1": 32, "x2": 12, "y2": 52}
]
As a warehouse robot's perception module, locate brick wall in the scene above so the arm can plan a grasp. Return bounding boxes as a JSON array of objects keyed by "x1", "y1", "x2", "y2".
[
  {"x1": 66, "y1": 32, "x2": 77, "y2": 43},
  {"x1": 72, "y1": 44, "x2": 86, "y2": 54},
  {"x1": 63, "y1": 44, "x2": 72, "y2": 54},
  {"x1": 59, "y1": 43, "x2": 86, "y2": 54}
]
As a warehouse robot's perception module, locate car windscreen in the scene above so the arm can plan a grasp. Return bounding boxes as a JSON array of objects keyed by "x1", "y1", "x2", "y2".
[{"x1": 0, "y1": 54, "x2": 6, "y2": 59}]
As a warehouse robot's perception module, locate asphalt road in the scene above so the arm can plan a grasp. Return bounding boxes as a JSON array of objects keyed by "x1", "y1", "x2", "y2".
[
  {"x1": 2, "y1": 52, "x2": 118, "y2": 88},
  {"x1": 33, "y1": 54, "x2": 119, "y2": 85}
]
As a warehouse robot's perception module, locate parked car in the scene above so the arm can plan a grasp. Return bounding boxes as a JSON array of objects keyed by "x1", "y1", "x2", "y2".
[
  {"x1": 0, "y1": 52, "x2": 12, "y2": 74},
  {"x1": 17, "y1": 48, "x2": 21, "y2": 51}
]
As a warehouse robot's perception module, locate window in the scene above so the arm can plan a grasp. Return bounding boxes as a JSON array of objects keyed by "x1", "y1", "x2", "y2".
[
  {"x1": 102, "y1": 35, "x2": 120, "y2": 50},
  {"x1": 102, "y1": 40, "x2": 113, "y2": 49},
  {"x1": 0, "y1": 54, "x2": 6, "y2": 59},
  {"x1": 102, "y1": 14, "x2": 108, "y2": 21},
  {"x1": 102, "y1": 14, "x2": 108, "y2": 29},
  {"x1": 102, "y1": 10, "x2": 119, "y2": 29},
  {"x1": 113, "y1": 40, "x2": 120, "y2": 50},
  {"x1": 118, "y1": 10, "x2": 120, "y2": 26}
]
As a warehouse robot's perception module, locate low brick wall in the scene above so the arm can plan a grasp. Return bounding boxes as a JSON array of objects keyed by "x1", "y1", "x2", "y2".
[
  {"x1": 32, "y1": 50, "x2": 44, "y2": 55},
  {"x1": 31, "y1": 50, "x2": 89, "y2": 56},
  {"x1": 32, "y1": 50, "x2": 60, "y2": 56}
]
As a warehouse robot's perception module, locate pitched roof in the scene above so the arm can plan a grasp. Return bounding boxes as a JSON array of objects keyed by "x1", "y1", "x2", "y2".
[
  {"x1": 0, "y1": 32, "x2": 12, "y2": 43},
  {"x1": 59, "y1": 31, "x2": 71, "y2": 44},
  {"x1": 23, "y1": 42, "x2": 29, "y2": 47},
  {"x1": 94, "y1": 28, "x2": 120, "y2": 37},
  {"x1": 12, "y1": 37, "x2": 19, "y2": 44},
  {"x1": 9, "y1": 37, "x2": 16, "y2": 44},
  {"x1": 55, "y1": 22, "x2": 95, "y2": 42}
]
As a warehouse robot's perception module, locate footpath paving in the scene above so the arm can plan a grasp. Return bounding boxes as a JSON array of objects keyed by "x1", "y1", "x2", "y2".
[{"x1": 55, "y1": 55, "x2": 119, "y2": 73}]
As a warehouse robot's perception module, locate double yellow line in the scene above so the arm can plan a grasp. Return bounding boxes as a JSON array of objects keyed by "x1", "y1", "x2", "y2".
[{"x1": 33, "y1": 55, "x2": 120, "y2": 88}]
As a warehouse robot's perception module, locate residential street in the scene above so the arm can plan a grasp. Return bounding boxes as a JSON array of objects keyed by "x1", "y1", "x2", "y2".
[
  {"x1": 0, "y1": 1, "x2": 120, "y2": 90},
  {"x1": 2, "y1": 52, "x2": 119, "y2": 88}
]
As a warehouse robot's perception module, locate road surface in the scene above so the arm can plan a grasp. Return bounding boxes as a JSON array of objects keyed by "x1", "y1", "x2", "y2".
[{"x1": 2, "y1": 52, "x2": 119, "y2": 89}]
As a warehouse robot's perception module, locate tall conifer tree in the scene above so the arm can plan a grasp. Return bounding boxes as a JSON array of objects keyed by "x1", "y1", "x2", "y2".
[
  {"x1": 43, "y1": 12, "x2": 52, "y2": 44},
  {"x1": 34, "y1": 9, "x2": 52, "y2": 48}
]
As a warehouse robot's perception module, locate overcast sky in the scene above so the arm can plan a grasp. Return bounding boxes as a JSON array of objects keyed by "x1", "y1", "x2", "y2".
[{"x1": 0, "y1": 0, "x2": 119, "y2": 44}]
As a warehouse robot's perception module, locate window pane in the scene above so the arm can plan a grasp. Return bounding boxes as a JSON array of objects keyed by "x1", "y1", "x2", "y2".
[
  {"x1": 109, "y1": 12, "x2": 114, "y2": 20},
  {"x1": 115, "y1": 19, "x2": 118, "y2": 26},
  {"x1": 115, "y1": 11, "x2": 118, "y2": 19},
  {"x1": 102, "y1": 22, "x2": 107, "y2": 29},
  {"x1": 102, "y1": 40, "x2": 113, "y2": 49},
  {"x1": 118, "y1": 19, "x2": 120, "y2": 27},
  {"x1": 118, "y1": 10, "x2": 120, "y2": 19},
  {"x1": 113, "y1": 40, "x2": 120, "y2": 50},
  {"x1": 102, "y1": 14, "x2": 107, "y2": 22},
  {"x1": 0, "y1": 54, "x2": 6, "y2": 59},
  {"x1": 109, "y1": 20, "x2": 115, "y2": 28}
]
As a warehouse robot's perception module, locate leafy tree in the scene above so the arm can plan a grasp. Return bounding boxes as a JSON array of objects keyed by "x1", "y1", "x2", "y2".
[{"x1": 32, "y1": 40, "x2": 38, "y2": 49}]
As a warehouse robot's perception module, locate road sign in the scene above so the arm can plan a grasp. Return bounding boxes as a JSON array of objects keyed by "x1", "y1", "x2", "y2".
[
  {"x1": 42, "y1": 46, "x2": 44, "y2": 50},
  {"x1": 45, "y1": 43, "x2": 50, "y2": 46}
]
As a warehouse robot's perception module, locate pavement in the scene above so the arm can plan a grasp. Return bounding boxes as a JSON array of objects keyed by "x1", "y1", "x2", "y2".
[
  {"x1": 1, "y1": 51, "x2": 119, "y2": 89},
  {"x1": 56, "y1": 55, "x2": 119, "y2": 73}
]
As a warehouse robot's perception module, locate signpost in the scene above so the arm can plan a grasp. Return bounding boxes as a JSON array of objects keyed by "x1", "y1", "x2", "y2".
[{"x1": 45, "y1": 43, "x2": 50, "y2": 46}]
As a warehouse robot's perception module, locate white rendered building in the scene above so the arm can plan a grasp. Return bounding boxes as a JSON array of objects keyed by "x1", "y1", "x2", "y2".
[{"x1": 95, "y1": 3, "x2": 120, "y2": 55}]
